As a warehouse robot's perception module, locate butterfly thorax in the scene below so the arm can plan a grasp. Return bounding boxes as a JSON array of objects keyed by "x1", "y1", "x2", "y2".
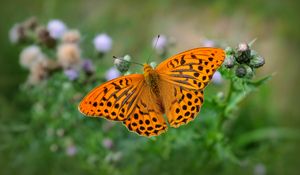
[{"x1": 143, "y1": 64, "x2": 160, "y2": 96}]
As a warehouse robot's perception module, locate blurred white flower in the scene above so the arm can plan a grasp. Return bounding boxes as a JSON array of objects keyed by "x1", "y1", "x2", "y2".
[
  {"x1": 50, "y1": 144, "x2": 58, "y2": 152},
  {"x1": 102, "y1": 138, "x2": 113, "y2": 149},
  {"x1": 93, "y1": 33, "x2": 112, "y2": 53},
  {"x1": 212, "y1": 71, "x2": 223, "y2": 85},
  {"x1": 66, "y1": 144, "x2": 77, "y2": 156},
  {"x1": 56, "y1": 128, "x2": 65, "y2": 137},
  {"x1": 20, "y1": 45, "x2": 46, "y2": 69},
  {"x1": 62, "y1": 29, "x2": 81, "y2": 43},
  {"x1": 254, "y1": 163, "x2": 266, "y2": 175},
  {"x1": 153, "y1": 35, "x2": 167, "y2": 54},
  {"x1": 47, "y1": 19, "x2": 67, "y2": 39},
  {"x1": 105, "y1": 67, "x2": 120, "y2": 81},
  {"x1": 57, "y1": 43, "x2": 81, "y2": 69},
  {"x1": 9, "y1": 23, "x2": 23, "y2": 44},
  {"x1": 200, "y1": 39, "x2": 216, "y2": 47}
]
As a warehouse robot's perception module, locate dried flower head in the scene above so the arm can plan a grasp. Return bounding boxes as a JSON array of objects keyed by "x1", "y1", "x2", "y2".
[
  {"x1": 27, "y1": 61, "x2": 48, "y2": 85},
  {"x1": 57, "y1": 43, "x2": 81, "y2": 69},
  {"x1": 9, "y1": 23, "x2": 25, "y2": 44},
  {"x1": 20, "y1": 45, "x2": 46, "y2": 69},
  {"x1": 47, "y1": 19, "x2": 67, "y2": 39},
  {"x1": 93, "y1": 33, "x2": 113, "y2": 53},
  {"x1": 23, "y1": 17, "x2": 38, "y2": 31},
  {"x1": 62, "y1": 29, "x2": 81, "y2": 43},
  {"x1": 36, "y1": 26, "x2": 56, "y2": 48}
]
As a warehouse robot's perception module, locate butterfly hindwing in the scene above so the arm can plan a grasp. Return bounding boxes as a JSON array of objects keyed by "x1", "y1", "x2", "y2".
[
  {"x1": 78, "y1": 74, "x2": 145, "y2": 121},
  {"x1": 123, "y1": 85, "x2": 168, "y2": 137}
]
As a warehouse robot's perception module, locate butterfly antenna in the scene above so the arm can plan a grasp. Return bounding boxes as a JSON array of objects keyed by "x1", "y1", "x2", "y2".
[
  {"x1": 112, "y1": 56, "x2": 143, "y2": 66},
  {"x1": 147, "y1": 35, "x2": 160, "y2": 64}
]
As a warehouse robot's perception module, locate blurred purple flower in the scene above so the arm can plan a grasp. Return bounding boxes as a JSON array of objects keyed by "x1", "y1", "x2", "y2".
[
  {"x1": 47, "y1": 19, "x2": 67, "y2": 39},
  {"x1": 105, "y1": 67, "x2": 120, "y2": 81},
  {"x1": 66, "y1": 145, "x2": 77, "y2": 156},
  {"x1": 64, "y1": 69, "x2": 79, "y2": 81},
  {"x1": 102, "y1": 138, "x2": 113, "y2": 149},
  {"x1": 153, "y1": 35, "x2": 167, "y2": 54},
  {"x1": 212, "y1": 71, "x2": 223, "y2": 85},
  {"x1": 82, "y1": 59, "x2": 94, "y2": 73},
  {"x1": 200, "y1": 39, "x2": 216, "y2": 47},
  {"x1": 93, "y1": 33, "x2": 112, "y2": 53}
]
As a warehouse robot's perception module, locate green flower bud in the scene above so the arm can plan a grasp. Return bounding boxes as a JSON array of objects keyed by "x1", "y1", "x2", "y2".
[
  {"x1": 244, "y1": 65, "x2": 254, "y2": 78},
  {"x1": 225, "y1": 46, "x2": 234, "y2": 55},
  {"x1": 236, "y1": 42, "x2": 251, "y2": 63},
  {"x1": 114, "y1": 55, "x2": 131, "y2": 73},
  {"x1": 249, "y1": 55, "x2": 265, "y2": 68},
  {"x1": 235, "y1": 65, "x2": 247, "y2": 78},
  {"x1": 224, "y1": 55, "x2": 235, "y2": 68}
]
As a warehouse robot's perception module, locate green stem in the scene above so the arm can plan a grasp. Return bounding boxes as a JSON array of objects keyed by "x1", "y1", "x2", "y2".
[{"x1": 218, "y1": 79, "x2": 234, "y2": 130}]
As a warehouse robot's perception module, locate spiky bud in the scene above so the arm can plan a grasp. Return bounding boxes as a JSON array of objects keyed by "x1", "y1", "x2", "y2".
[
  {"x1": 114, "y1": 55, "x2": 131, "y2": 73},
  {"x1": 249, "y1": 55, "x2": 265, "y2": 68},
  {"x1": 235, "y1": 65, "x2": 247, "y2": 78},
  {"x1": 236, "y1": 43, "x2": 251, "y2": 63},
  {"x1": 224, "y1": 55, "x2": 235, "y2": 68}
]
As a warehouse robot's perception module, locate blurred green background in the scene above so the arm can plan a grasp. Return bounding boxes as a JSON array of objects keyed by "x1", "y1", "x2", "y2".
[{"x1": 1, "y1": 0, "x2": 300, "y2": 174}]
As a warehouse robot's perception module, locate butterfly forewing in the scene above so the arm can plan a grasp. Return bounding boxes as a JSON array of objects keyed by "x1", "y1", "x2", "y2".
[
  {"x1": 78, "y1": 74, "x2": 145, "y2": 121},
  {"x1": 156, "y1": 48, "x2": 225, "y2": 90}
]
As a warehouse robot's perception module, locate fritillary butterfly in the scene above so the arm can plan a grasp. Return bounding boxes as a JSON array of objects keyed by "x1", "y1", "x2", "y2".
[{"x1": 78, "y1": 48, "x2": 225, "y2": 137}]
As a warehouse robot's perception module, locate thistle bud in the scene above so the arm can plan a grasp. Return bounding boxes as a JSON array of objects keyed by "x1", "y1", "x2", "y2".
[
  {"x1": 244, "y1": 65, "x2": 254, "y2": 78},
  {"x1": 225, "y1": 46, "x2": 234, "y2": 55},
  {"x1": 236, "y1": 42, "x2": 251, "y2": 63},
  {"x1": 235, "y1": 65, "x2": 247, "y2": 78},
  {"x1": 223, "y1": 55, "x2": 235, "y2": 68},
  {"x1": 113, "y1": 55, "x2": 131, "y2": 73},
  {"x1": 249, "y1": 55, "x2": 265, "y2": 68}
]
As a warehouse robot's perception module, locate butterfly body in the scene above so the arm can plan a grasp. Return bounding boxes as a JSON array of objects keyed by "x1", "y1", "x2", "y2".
[{"x1": 79, "y1": 48, "x2": 225, "y2": 137}]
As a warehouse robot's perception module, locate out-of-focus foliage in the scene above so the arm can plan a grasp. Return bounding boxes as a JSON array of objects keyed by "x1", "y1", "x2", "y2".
[{"x1": 1, "y1": 1, "x2": 300, "y2": 175}]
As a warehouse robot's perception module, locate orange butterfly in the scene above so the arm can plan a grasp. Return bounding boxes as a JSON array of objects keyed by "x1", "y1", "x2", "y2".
[{"x1": 78, "y1": 48, "x2": 225, "y2": 137}]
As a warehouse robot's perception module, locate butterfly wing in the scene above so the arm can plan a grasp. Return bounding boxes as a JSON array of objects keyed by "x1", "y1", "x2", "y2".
[
  {"x1": 122, "y1": 84, "x2": 167, "y2": 137},
  {"x1": 78, "y1": 74, "x2": 145, "y2": 121},
  {"x1": 156, "y1": 48, "x2": 225, "y2": 127}
]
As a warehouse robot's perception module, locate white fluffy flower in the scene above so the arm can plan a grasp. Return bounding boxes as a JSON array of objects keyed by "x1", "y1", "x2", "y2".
[
  {"x1": 47, "y1": 19, "x2": 67, "y2": 39},
  {"x1": 153, "y1": 35, "x2": 167, "y2": 54},
  {"x1": 212, "y1": 71, "x2": 223, "y2": 85},
  {"x1": 20, "y1": 45, "x2": 46, "y2": 69},
  {"x1": 93, "y1": 33, "x2": 113, "y2": 53},
  {"x1": 105, "y1": 67, "x2": 120, "y2": 81}
]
